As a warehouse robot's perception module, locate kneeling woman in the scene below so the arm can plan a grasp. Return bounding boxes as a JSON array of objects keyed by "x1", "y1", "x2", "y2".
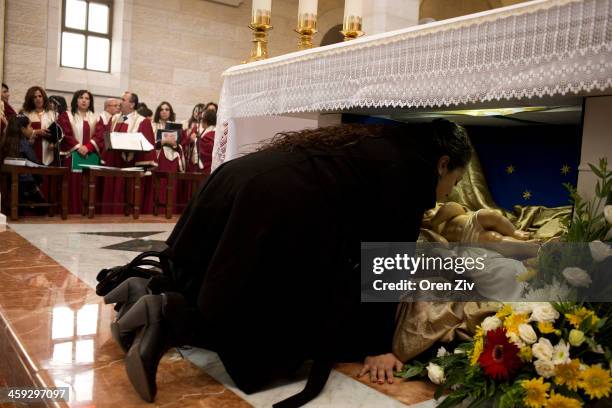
[
  {"x1": 102, "y1": 120, "x2": 472, "y2": 405},
  {"x1": 0, "y1": 115, "x2": 45, "y2": 205}
]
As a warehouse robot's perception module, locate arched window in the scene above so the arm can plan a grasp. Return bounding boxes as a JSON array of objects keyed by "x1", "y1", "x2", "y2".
[{"x1": 61, "y1": 0, "x2": 113, "y2": 72}]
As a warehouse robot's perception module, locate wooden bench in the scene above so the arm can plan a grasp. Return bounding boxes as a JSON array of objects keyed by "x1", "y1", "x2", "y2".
[
  {"x1": 81, "y1": 167, "x2": 145, "y2": 219},
  {"x1": 152, "y1": 171, "x2": 208, "y2": 219},
  {"x1": 0, "y1": 164, "x2": 69, "y2": 221}
]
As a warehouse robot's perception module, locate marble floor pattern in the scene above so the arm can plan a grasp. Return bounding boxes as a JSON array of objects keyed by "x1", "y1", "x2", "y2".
[{"x1": 2, "y1": 221, "x2": 438, "y2": 407}]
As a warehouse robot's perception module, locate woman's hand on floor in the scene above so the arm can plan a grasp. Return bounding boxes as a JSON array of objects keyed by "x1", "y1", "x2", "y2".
[{"x1": 358, "y1": 353, "x2": 404, "y2": 384}]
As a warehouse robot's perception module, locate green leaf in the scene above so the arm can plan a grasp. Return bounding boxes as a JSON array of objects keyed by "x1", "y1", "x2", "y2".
[{"x1": 590, "y1": 163, "x2": 604, "y2": 178}]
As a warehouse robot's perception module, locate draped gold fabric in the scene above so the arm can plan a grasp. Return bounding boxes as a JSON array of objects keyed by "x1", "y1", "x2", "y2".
[
  {"x1": 392, "y1": 301, "x2": 500, "y2": 361},
  {"x1": 393, "y1": 149, "x2": 572, "y2": 362}
]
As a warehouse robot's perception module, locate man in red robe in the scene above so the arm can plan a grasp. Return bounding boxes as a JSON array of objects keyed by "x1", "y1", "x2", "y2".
[
  {"x1": 102, "y1": 92, "x2": 157, "y2": 213},
  {"x1": 109, "y1": 92, "x2": 156, "y2": 168},
  {"x1": 91, "y1": 98, "x2": 120, "y2": 163}
]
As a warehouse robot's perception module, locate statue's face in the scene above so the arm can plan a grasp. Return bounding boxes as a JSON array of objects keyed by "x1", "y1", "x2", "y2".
[{"x1": 436, "y1": 157, "x2": 465, "y2": 202}]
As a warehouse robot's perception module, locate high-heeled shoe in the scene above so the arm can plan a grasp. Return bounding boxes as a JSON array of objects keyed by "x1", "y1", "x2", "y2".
[
  {"x1": 117, "y1": 293, "x2": 188, "y2": 402},
  {"x1": 104, "y1": 277, "x2": 151, "y2": 352}
]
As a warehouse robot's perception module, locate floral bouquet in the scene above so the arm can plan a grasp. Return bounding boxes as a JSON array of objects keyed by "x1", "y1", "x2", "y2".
[
  {"x1": 397, "y1": 302, "x2": 612, "y2": 407},
  {"x1": 527, "y1": 158, "x2": 612, "y2": 300}
]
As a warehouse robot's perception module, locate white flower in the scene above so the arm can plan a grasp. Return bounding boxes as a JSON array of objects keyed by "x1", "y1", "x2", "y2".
[
  {"x1": 453, "y1": 348, "x2": 466, "y2": 354},
  {"x1": 519, "y1": 323, "x2": 538, "y2": 344},
  {"x1": 552, "y1": 339, "x2": 571, "y2": 365},
  {"x1": 534, "y1": 359, "x2": 556, "y2": 378},
  {"x1": 427, "y1": 362, "x2": 445, "y2": 384},
  {"x1": 562, "y1": 267, "x2": 592, "y2": 288},
  {"x1": 481, "y1": 316, "x2": 502, "y2": 333},
  {"x1": 530, "y1": 303, "x2": 560, "y2": 323},
  {"x1": 590, "y1": 241, "x2": 612, "y2": 262},
  {"x1": 524, "y1": 279, "x2": 573, "y2": 302},
  {"x1": 591, "y1": 343, "x2": 605, "y2": 354},
  {"x1": 436, "y1": 346, "x2": 449, "y2": 357},
  {"x1": 568, "y1": 329, "x2": 585, "y2": 347},
  {"x1": 605, "y1": 205, "x2": 612, "y2": 225},
  {"x1": 532, "y1": 338, "x2": 554, "y2": 361}
]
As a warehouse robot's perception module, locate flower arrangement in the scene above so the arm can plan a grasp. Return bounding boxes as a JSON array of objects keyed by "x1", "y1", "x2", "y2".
[
  {"x1": 397, "y1": 302, "x2": 612, "y2": 407},
  {"x1": 396, "y1": 159, "x2": 612, "y2": 407}
]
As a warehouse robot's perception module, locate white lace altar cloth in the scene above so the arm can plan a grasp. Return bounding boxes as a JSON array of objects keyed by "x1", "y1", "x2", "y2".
[{"x1": 212, "y1": 0, "x2": 612, "y2": 167}]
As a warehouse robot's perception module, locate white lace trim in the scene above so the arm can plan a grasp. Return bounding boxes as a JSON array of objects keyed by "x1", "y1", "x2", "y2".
[{"x1": 213, "y1": 0, "x2": 612, "y2": 167}]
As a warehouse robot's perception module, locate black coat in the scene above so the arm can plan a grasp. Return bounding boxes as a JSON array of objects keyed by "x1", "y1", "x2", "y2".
[{"x1": 165, "y1": 131, "x2": 438, "y2": 392}]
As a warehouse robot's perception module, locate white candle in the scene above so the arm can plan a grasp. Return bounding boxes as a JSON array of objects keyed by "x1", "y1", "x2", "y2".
[
  {"x1": 298, "y1": 0, "x2": 318, "y2": 16},
  {"x1": 343, "y1": 0, "x2": 362, "y2": 20},
  {"x1": 253, "y1": 0, "x2": 272, "y2": 12}
]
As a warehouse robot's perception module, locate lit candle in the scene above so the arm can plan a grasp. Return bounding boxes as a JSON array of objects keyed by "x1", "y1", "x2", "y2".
[
  {"x1": 252, "y1": 0, "x2": 272, "y2": 25},
  {"x1": 298, "y1": 0, "x2": 318, "y2": 15}
]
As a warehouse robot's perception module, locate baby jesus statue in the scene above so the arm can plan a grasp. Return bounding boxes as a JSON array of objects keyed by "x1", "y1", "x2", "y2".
[{"x1": 421, "y1": 202, "x2": 540, "y2": 259}]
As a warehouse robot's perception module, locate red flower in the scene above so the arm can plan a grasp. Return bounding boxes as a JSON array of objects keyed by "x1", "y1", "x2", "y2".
[{"x1": 478, "y1": 327, "x2": 522, "y2": 381}]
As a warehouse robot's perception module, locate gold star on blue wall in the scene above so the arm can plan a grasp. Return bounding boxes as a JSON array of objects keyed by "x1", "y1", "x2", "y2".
[
  {"x1": 561, "y1": 164, "x2": 571, "y2": 175},
  {"x1": 523, "y1": 190, "x2": 532, "y2": 200},
  {"x1": 506, "y1": 165, "x2": 515, "y2": 175}
]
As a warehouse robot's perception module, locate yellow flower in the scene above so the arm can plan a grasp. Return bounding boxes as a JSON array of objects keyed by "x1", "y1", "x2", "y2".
[
  {"x1": 470, "y1": 337, "x2": 484, "y2": 366},
  {"x1": 546, "y1": 392, "x2": 583, "y2": 408},
  {"x1": 538, "y1": 321, "x2": 556, "y2": 334},
  {"x1": 496, "y1": 304, "x2": 513, "y2": 320},
  {"x1": 521, "y1": 377, "x2": 549, "y2": 408},
  {"x1": 580, "y1": 365, "x2": 612, "y2": 399},
  {"x1": 565, "y1": 307, "x2": 599, "y2": 329},
  {"x1": 554, "y1": 359, "x2": 581, "y2": 391},
  {"x1": 520, "y1": 346, "x2": 533, "y2": 362},
  {"x1": 504, "y1": 312, "x2": 529, "y2": 336}
]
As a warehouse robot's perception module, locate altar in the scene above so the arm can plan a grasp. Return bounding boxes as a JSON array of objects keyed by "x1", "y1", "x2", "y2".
[{"x1": 211, "y1": 0, "x2": 612, "y2": 205}]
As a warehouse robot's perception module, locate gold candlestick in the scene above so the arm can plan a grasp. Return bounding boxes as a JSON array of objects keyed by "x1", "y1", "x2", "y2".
[
  {"x1": 341, "y1": 15, "x2": 363, "y2": 41},
  {"x1": 245, "y1": 10, "x2": 273, "y2": 63},
  {"x1": 295, "y1": 13, "x2": 317, "y2": 50}
]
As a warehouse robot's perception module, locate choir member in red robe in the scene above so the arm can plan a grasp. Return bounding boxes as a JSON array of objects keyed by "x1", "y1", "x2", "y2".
[
  {"x1": 103, "y1": 92, "x2": 157, "y2": 213},
  {"x1": 62, "y1": 90, "x2": 99, "y2": 213},
  {"x1": 22, "y1": 86, "x2": 57, "y2": 166},
  {"x1": 198, "y1": 109, "x2": 216, "y2": 175},
  {"x1": 153, "y1": 102, "x2": 185, "y2": 214},
  {"x1": 2, "y1": 83, "x2": 17, "y2": 119},
  {"x1": 94, "y1": 98, "x2": 120, "y2": 165},
  {"x1": 182, "y1": 103, "x2": 206, "y2": 173}
]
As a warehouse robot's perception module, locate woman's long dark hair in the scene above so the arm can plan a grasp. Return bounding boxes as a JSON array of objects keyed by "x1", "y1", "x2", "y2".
[
  {"x1": 71, "y1": 90, "x2": 95, "y2": 115},
  {"x1": 258, "y1": 119, "x2": 472, "y2": 171},
  {"x1": 23, "y1": 86, "x2": 49, "y2": 112},
  {"x1": 188, "y1": 103, "x2": 206, "y2": 128},
  {"x1": 0, "y1": 114, "x2": 30, "y2": 164},
  {"x1": 154, "y1": 101, "x2": 176, "y2": 123}
]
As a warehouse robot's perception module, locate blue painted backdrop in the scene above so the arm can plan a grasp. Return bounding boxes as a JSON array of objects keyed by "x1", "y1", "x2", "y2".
[{"x1": 342, "y1": 114, "x2": 582, "y2": 210}]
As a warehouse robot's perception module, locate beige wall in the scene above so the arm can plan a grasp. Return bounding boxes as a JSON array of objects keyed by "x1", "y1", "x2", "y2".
[
  {"x1": 2, "y1": 0, "x2": 344, "y2": 120},
  {"x1": 420, "y1": 0, "x2": 530, "y2": 21}
]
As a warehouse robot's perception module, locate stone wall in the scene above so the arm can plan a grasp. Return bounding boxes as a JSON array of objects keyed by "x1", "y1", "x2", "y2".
[{"x1": 420, "y1": 0, "x2": 531, "y2": 21}]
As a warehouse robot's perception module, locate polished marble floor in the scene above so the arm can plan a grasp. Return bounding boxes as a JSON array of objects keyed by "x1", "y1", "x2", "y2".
[{"x1": 1, "y1": 219, "x2": 437, "y2": 407}]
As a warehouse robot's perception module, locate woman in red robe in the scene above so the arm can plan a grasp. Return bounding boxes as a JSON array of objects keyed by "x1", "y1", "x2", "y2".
[
  {"x1": 22, "y1": 87, "x2": 57, "y2": 166},
  {"x1": 153, "y1": 102, "x2": 184, "y2": 214},
  {"x1": 63, "y1": 90, "x2": 99, "y2": 213},
  {"x1": 198, "y1": 109, "x2": 216, "y2": 175},
  {"x1": 182, "y1": 103, "x2": 206, "y2": 173}
]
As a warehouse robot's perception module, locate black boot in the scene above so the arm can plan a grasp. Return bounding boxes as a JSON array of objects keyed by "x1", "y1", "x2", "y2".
[
  {"x1": 117, "y1": 292, "x2": 188, "y2": 402},
  {"x1": 104, "y1": 277, "x2": 151, "y2": 352}
]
